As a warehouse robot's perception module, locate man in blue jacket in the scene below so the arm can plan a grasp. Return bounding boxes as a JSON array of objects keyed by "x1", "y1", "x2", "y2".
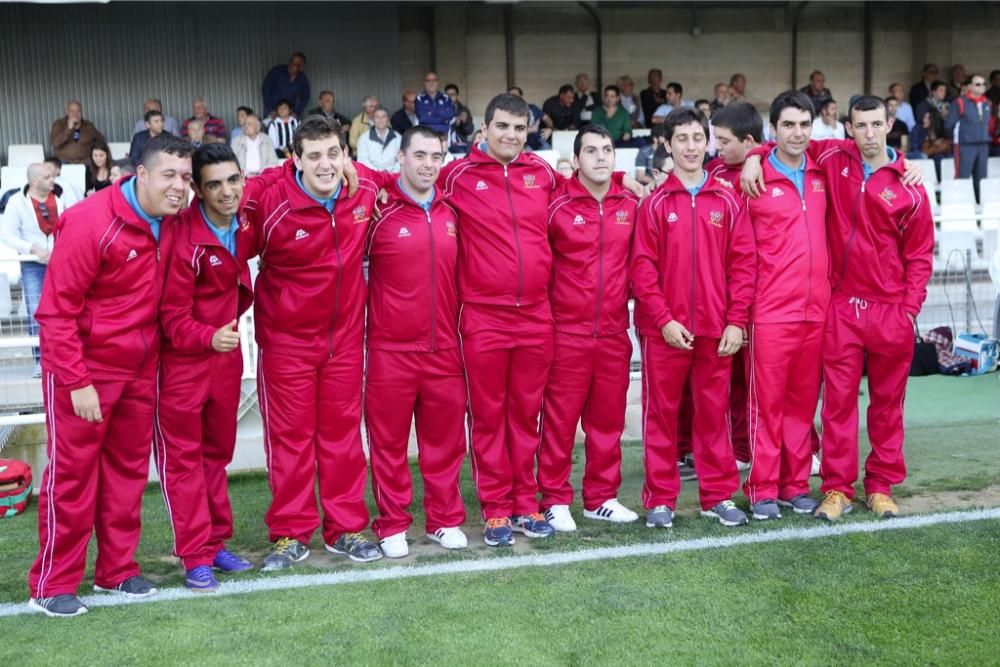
[
  {"x1": 262, "y1": 52, "x2": 311, "y2": 119},
  {"x1": 415, "y1": 71, "x2": 456, "y2": 136},
  {"x1": 945, "y1": 74, "x2": 996, "y2": 203}
]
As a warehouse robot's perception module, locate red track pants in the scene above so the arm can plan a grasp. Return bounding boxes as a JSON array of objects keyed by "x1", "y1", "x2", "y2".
[
  {"x1": 538, "y1": 331, "x2": 631, "y2": 510},
  {"x1": 640, "y1": 335, "x2": 740, "y2": 511},
  {"x1": 365, "y1": 347, "x2": 467, "y2": 539},
  {"x1": 744, "y1": 322, "x2": 824, "y2": 504},
  {"x1": 257, "y1": 344, "x2": 368, "y2": 545},
  {"x1": 678, "y1": 350, "x2": 749, "y2": 461},
  {"x1": 154, "y1": 351, "x2": 242, "y2": 569},
  {"x1": 29, "y1": 373, "x2": 155, "y2": 598},
  {"x1": 820, "y1": 294, "x2": 914, "y2": 498}
]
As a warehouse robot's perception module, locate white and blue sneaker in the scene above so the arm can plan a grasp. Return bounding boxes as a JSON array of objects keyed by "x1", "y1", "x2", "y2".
[
  {"x1": 511, "y1": 513, "x2": 555, "y2": 538},
  {"x1": 701, "y1": 500, "x2": 749, "y2": 527},
  {"x1": 583, "y1": 498, "x2": 639, "y2": 523},
  {"x1": 544, "y1": 505, "x2": 578, "y2": 532}
]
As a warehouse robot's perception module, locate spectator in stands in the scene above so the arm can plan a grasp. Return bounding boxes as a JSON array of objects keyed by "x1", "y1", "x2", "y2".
[
  {"x1": 85, "y1": 141, "x2": 114, "y2": 195},
  {"x1": 947, "y1": 64, "x2": 968, "y2": 100},
  {"x1": 635, "y1": 124, "x2": 666, "y2": 185},
  {"x1": 267, "y1": 100, "x2": 299, "y2": 160},
  {"x1": 49, "y1": 100, "x2": 106, "y2": 165},
  {"x1": 187, "y1": 120, "x2": 207, "y2": 149},
  {"x1": 987, "y1": 70, "x2": 1000, "y2": 107},
  {"x1": 543, "y1": 84, "x2": 577, "y2": 131},
  {"x1": 911, "y1": 81, "x2": 951, "y2": 167},
  {"x1": 729, "y1": 73, "x2": 748, "y2": 103},
  {"x1": 230, "y1": 106, "x2": 253, "y2": 141},
  {"x1": 885, "y1": 97, "x2": 911, "y2": 155},
  {"x1": 391, "y1": 91, "x2": 419, "y2": 136},
  {"x1": 356, "y1": 107, "x2": 401, "y2": 172},
  {"x1": 350, "y1": 95, "x2": 380, "y2": 152},
  {"x1": 591, "y1": 85, "x2": 635, "y2": 147},
  {"x1": 307, "y1": 90, "x2": 351, "y2": 129},
  {"x1": 129, "y1": 110, "x2": 168, "y2": 168},
  {"x1": 0, "y1": 163, "x2": 64, "y2": 376},
  {"x1": 182, "y1": 98, "x2": 227, "y2": 144},
  {"x1": 811, "y1": 98, "x2": 845, "y2": 140},
  {"x1": 800, "y1": 70, "x2": 832, "y2": 108},
  {"x1": 445, "y1": 84, "x2": 475, "y2": 153},
  {"x1": 555, "y1": 157, "x2": 574, "y2": 178},
  {"x1": 641, "y1": 69, "x2": 666, "y2": 128},
  {"x1": 261, "y1": 51, "x2": 310, "y2": 118},
  {"x1": 650, "y1": 82, "x2": 694, "y2": 124},
  {"x1": 618, "y1": 75, "x2": 644, "y2": 127},
  {"x1": 43, "y1": 157, "x2": 81, "y2": 207},
  {"x1": 696, "y1": 100, "x2": 718, "y2": 158},
  {"x1": 888, "y1": 83, "x2": 916, "y2": 131},
  {"x1": 909, "y1": 64, "x2": 940, "y2": 108},
  {"x1": 231, "y1": 114, "x2": 279, "y2": 176},
  {"x1": 945, "y1": 73, "x2": 995, "y2": 202},
  {"x1": 572, "y1": 73, "x2": 600, "y2": 126},
  {"x1": 710, "y1": 83, "x2": 730, "y2": 113},
  {"x1": 696, "y1": 100, "x2": 712, "y2": 119},
  {"x1": 415, "y1": 71, "x2": 456, "y2": 135},
  {"x1": 132, "y1": 98, "x2": 180, "y2": 137},
  {"x1": 509, "y1": 86, "x2": 550, "y2": 150}
]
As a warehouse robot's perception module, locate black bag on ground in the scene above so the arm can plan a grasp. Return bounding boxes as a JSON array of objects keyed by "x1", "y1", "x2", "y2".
[{"x1": 910, "y1": 325, "x2": 939, "y2": 376}]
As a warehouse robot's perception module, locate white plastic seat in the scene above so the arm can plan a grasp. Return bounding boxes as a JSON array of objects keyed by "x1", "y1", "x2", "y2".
[
  {"x1": 988, "y1": 156, "x2": 1000, "y2": 178},
  {"x1": 936, "y1": 229, "x2": 979, "y2": 266},
  {"x1": 531, "y1": 149, "x2": 561, "y2": 169},
  {"x1": 552, "y1": 131, "x2": 578, "y2": 159},
  {"x1": 977, "y1": 178, "x2": 1000, "y2": 203},
  {"x1": 939, "y1": 202, "x2": 979, "y2": 231},
  {"x1": 940, "y1": 157, "x2": 955, "y2": 182},
  {"x1": 6, "y1": 144, "x2": 45, "y2": 166},
  {"x1": 108, "y1": 142, "x2": 131, "y2": 161},
  {"x1": 940, "y1": 179, "x2": 976, "y2": 205},
  {"x1": 0, "y1": 165, "x2": 29, "y2": 195},
  {"x1": 613, "y1": 148, "x2": 639, "y2": 176}
]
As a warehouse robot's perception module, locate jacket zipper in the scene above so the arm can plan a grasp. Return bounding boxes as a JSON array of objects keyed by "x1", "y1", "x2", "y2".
[
  {"x1": 836, "y1": 178, "x2": 865, "y2": 291},
  {"x1": 426, "y1": 208, "x2": 437, "y2": 351},
  {"x1": 593, "y1": 200, "x2": 605, "y2": 337},
  {"x1": 329, "y1": 212, "x2": 342, "y2": 356},
  {"x1": 802, "y1": 195, "x2": 812, "y2": 319},
  {"x1": 503, "y1": 164, "x2": 524, "y2": 307},
  {"x1": 137, "y1": 233, "x2": 159, "y2": 379},
  {"x1": 689, "y1": 193, "x2": 697, "y2": 336}
]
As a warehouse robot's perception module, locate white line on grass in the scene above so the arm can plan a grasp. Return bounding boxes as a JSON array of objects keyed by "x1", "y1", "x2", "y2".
[{"x1": 4, "y1": 506, "x2": 999, "y2": 619}]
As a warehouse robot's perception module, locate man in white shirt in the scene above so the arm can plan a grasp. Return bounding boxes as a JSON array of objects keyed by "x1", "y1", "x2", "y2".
[
  {"x1": 0, "y1": 163, "x2": 66, "y2": 376},
  {"x1": 231, "y1": 114, "x2": 279, "y2": 175},
  {"x1": 356, "y1": 108, "x2": 401, "y2": 172},
  {"x1": 811, "y1": 98, "x2": 846, "y2": 140},
  {"x1": 651, "y1": 82, "x2": 696, "y2": 124}
]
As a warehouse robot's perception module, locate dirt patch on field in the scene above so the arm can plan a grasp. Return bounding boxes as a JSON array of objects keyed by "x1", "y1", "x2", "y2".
[{"x1": 898, "y1": 484, "x2": 1000, "y2": 514}]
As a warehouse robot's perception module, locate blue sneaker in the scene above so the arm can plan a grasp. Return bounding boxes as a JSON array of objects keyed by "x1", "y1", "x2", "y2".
[
  {"x1": 483, "y1": 517, "x2": 515, "y2": 547},
  {"x1": 213, "y1": 549, "x2": 253, "y2": 572},
  {"x1": 511, "y1": 512, "x2": 556, "y2": 538},
  {"x1": 185, "y1": 566, "x2": 219, "y2": 592}
]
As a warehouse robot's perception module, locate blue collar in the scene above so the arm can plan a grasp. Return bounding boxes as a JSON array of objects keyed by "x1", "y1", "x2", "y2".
[
  {"x1": 199, "y1": 203, "x2": 239, "y2": 256},
  {"x1": 863, "y1": 147, "x2": 897, "y2": 181},
  {"x1": 767, "y1": 148, "x2": 807, "y2": 197},
  {"x1": 120, "y1": 178, "x2": 162, "y2": 241},
  {"x1": 685, "y1": 170, "x2": 709, "y2": 196},
  {"x1": 397, "y1": 179, "x2": 434, "y2": 212},
  {"x1": 294, "y1": 170, "x2": 341, "y2": 212}
]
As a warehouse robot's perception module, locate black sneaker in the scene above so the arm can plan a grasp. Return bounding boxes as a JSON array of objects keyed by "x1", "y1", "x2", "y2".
[
  {"x1": 261, "y1": 537, "x2": 310, "y2": 571},
  {"x1": 325, "y1": 532, "x2": 383, "y2": 563},
  {"x1": 93, "y1": 575, "x2": 158, "y2": 598},
  {"x1": 29, "y1": 594, "x2": 88, "y2": 618},
  {"x1": 678, "y1": 454, "x2": 697, "y2": 481}
]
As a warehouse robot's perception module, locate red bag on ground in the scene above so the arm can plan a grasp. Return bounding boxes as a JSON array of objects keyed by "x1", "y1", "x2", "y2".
[{"x1": 0, "y1": 458, "x2": 32, "y2": 518}]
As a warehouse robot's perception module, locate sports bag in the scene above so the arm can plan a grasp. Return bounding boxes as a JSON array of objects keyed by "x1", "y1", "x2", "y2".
[
  {"x1": 909, "y1": 325, "x2": 939, "y2": 376},
  {"x1": 0, "y1": 458, "x2": 33, "y2": 518}
]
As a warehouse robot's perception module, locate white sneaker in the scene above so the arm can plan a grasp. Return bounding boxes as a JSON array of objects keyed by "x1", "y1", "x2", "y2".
[
  {"x1": 583, "y1": 498, "x2": 639, "y2": 523},
  {"x1": 379, "y1": 532, "x2": 409, "y2": 558},
  {"x1": 427, "y1": 526, "x2": 468, "y2": 550},
  {"x1": 811, "y1": 453, "x2": 821, "y2": 477},
  {"x1": 543, "y1": 504, "x2": 578, "y2": 532},
  {"x1": 736, "y1": 459, "x2": 751, "y2": 472}
]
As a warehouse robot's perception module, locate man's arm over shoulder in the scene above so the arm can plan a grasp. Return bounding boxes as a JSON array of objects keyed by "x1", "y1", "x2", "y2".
[
  {"x1": 724, "y1": 197, "x2": 756, "y2": 328},
  {"x1": 899, "y1": 183, "x2": 935, "y2": 316}
]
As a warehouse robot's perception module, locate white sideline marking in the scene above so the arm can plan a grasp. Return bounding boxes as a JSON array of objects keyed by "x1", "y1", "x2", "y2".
[{"x1": 5, "y1": 507, "x2": 1000, "y2": 619}]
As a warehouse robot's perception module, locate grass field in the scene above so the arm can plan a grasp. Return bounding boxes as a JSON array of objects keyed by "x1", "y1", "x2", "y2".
[{"x1": 1, "y1": 374, "x2": 998, "y2": 665}]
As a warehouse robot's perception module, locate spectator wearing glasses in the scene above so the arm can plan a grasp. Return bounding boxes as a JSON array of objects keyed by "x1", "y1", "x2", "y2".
[
  {"x1": 909, "y1": 64, "x2": 940, "y2": 108},
  {"x1": 944, "y1": 74, "x2": 996, "y2": 202},
  {"x1": 0, "y1": 163, "x2": 66, "y2": 376}
]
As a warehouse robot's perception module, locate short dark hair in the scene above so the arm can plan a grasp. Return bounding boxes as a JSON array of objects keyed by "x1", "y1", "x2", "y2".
[
  {"x1": 139, "y1": 133, "x2": 193, "y2": 168},
  {"x1": 818, "y1": 98, "x2": 838, "y2": 114},
  {"x1": 400, "y1": 125, "x2": 443, "y2": 153},
  {"x1": 573, "y1": 124, "x2": 613, "y2": 156},
  {"x1": 651, "y1": 124, "x2": 666, "y2": 140},
  {"x1": 558, "y1": 84, "x2": 574, "y2": 96},
  {"x1": 444, "y1": 83, "x2": 459, "y2": 94},
  {"x1": 652, "y1": 145, "x2": 670, "y2": 172},
  {"x1": 648, "y1": 68, "x2": 663, "y2": 79},
  {"x1": 509, "y1": 86, "x2": 524, "y2": 96},
  {"x1": 663, "y1": 107, "x2": 709, "y2": 142},
  {"x1": 144, "y1": 109, "x2": 164, "y2": 123},
  {"x1": 237, "y1": 105, "x2": 254, "y2": 115},
  {"x1": 711, "y1": 102, "x2": 762, "y2": 143},
  {"x1": 848, "y1": 95, "x2": 887, "y2": 122},
  {"x1": 603, "y1": 85, "x2": 620, "y2": 97},
  {"x1": 769, "y1": 90, "x2": 815, "y2": 126},
  {"x1": 43, "y1": 156, "x2": 62, "y2": 168},
  {"x1": 275, "y1": 98, "x2": 292, "y2": 111},
  {"x1": 293, "y1": 115, "x2": 346, "y2": 155},
  {"x1": 930, "y1": 80, "x2": 948, "y2": 93},
  {"x1": 484, "y1": 93, "x2": 530, "y2": 124},
  {"x1": 192, "y1": 143, "x2": 240, "y2": 186},
  {"x1": 694, "y1": 99, "x2": 710, "y2": 108},
  {"x1": 991, "y1": 70, "x2": 1000, "y2": 81},
  {"x1": 666, "y1": 82, "x2": 683, "y2": 95},
  {"x1": 290, "y1": 51, "x2": 306, "y2": 63}
]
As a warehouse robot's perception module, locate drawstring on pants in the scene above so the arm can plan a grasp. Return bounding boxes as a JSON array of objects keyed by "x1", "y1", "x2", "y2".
[{"x1": 848, "y1": 296, "x2": 868, "y2": 320}]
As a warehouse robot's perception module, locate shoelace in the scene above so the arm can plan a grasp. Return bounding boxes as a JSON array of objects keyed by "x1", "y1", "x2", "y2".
[
  {"x1": 340, "y1": 532, "x2": 370, "y2": 549},
  {"x1": 717, "y1": 500, "x2": 738, "y2": 511},
  {"x1": 485, "y1": 517, "x2": 509, "y2": 530},
  {"x1": 523, "y1": 512, "x2": 546, "y2": 523},
  {"x1": 848, "y1": 296, "x2": 869, "y2": 320},
  {"x1": 652, "y1": 505, "x2": 670, "y2": 513},
  {"x1": 825, "y1": 490, "x2": 849, "y2": 506},
  {"x1": 273, "y1": 537, "x2": 299, "y2": 555}
]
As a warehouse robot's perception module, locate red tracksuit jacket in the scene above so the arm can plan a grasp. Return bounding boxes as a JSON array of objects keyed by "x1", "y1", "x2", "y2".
[
  {"x1": 706, "y1": 157, "x2": 742, "y2": 189},
  {"x1": 746, "y1": 153, "x2": 830, "y2": 323},
  {"x1": 547, "y1": 175, "x2": 639, "y2": 336},
  {"x1": 440, "y1": 145, "x2": 560, "y2": 307},
  {"x1": 365, "y1": 180, "x2": 460, "y2": 351},
  {"x1": 242, "y1": 160, "x2": 380, "y2": 352},
  {"x1": 36, "y1": 178, "x2": 164, "y2": 389},
  {"x1": 159, "y1": 204, "x2": 254, "y2": 359},
  {"x1": 807, "y1": 141, "x2": 934, "y2": 314},
  {"x1": 630, "y1": 173, "x2": 756, "y2": 339}
]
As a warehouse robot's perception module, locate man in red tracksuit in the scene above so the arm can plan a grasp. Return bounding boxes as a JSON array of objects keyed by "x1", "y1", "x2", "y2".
[
  {"x1": 364, "y1": 126, "x2": 468, "y2": 557},
  {"x1": 743, "y1": 96, "x2": 933, "y2": 520},
  {"x1": 156, "y1": 144, "x2": 257, "y2": 591},
  {"x1": 439, "y1": 93, "x2": 561, "y2": 546},
  {"x1": 28, "y1": 135, "x2": 193, "y2": 617},
  {"x1": 630, "y1": 108, "x2": 756, "y2": 530},
  {"x1": 243, "y1": 115, "x2": 384, "y2": 568},
  {"x1": 537, "y1": 125, "x2": 641, "y2": 532},
  {"x1": 742, "y1": 91, "x2": 830, "y2": 521}
]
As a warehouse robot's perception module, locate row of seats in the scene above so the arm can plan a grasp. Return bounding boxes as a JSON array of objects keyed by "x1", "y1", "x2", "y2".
[{"x1": 5, "y1": 142, "x2": 130, "y2": 166}]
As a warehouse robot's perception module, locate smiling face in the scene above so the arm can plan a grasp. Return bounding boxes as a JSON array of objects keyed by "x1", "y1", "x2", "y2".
[
  {"x1": 713, "y1": 126, "x2": 750, "y2": 166},
  {"x1": 136, "y1": 151, "x2": 193, "y2": 217},
  {"x1": 484, "y1": 109, "x2": 528, "y2": 164},
  {"x1": 398, "y1": 132, "x2": 444, "y2": 195},
  {"x1": 773, "y1": 107, "x2": 812, "y2": 163},
  {"x1": 91, "y1": 147, "x2": 109, "y2": 169},
  {"x1": 849, "y1": 106, "x2": 889, "y2": 161},
  {"x1": 574, "y1": 131, "x2": 615, "y2": 187},
  {"x1": 667, "y1": 120, "x2": 708, "y2": 175},
  {"x1": 194, "y1": 160, "x2": 244, "y2": 221},
  {"x1": 293, "y1": 135, "x2": 345, "y2": 199}
]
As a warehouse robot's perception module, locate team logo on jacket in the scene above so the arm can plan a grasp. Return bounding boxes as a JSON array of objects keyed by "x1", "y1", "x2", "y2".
[
  {"x1": 811, "y1": 179, "x2": 825, "y2": 192},
  {"x1": 446, "y1": 222, "x2": 457, "y2": 237},
  {"x1": 667, "y1": 211, "x2": 678, "y2": 224},
  {"x1": 295, "y1": 229, "x2": 309, "y2": 240},
  {"x1": 209, "y1": 254, "x2": 223, "y2": 267},
  {"x1": 708, "y1": 211, "x2": 723, "y2": 227},
  {"x1": 573, "y1": 214, "x2": 586, "y2": 225},
  {"x1": 475, "y1": 180, "x2": 488, "y2": 191},
  {"x1": 615, "y1": 210, "x2": 630, "y2": 225},
  {"x1": 126, "y1": 249, "x2": 138, "y2": 261},
  {"x1": 398, "y1": 226, "x2": 411, "y2": 238},
  {"x1": 771, "y1": 186, "x2": 785, "y2": 198},
  {"x1": 522, "y1": 174, "x2": 538, "y2": 189},
  {"x1": 239, "y1": 212, "x2": 250, "y2": 231},
  {"x1": 879, "y1": 188, "x2": 897, "y2": 206},
  {"x1": 353, "y1": 205, "x2": 368, "y2": 223},
  {"x1": 841, "y1": 167, "x2": 849, "y2": 178}
]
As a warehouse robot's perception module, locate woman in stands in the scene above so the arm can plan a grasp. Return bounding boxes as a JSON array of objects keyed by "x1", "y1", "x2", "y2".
[{"x1": 85, "y1": 141, "x2": 113, "y2": 195}]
